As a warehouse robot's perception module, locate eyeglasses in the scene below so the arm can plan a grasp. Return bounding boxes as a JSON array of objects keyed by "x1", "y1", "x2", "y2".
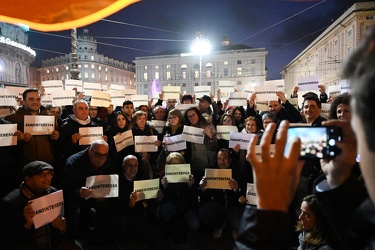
[
  {"x1": 38, "y1": 171, "x2": 54, "y2": 178},
  {"x1": 92, "y1": 152, "x2": 108, "y2": 159}
]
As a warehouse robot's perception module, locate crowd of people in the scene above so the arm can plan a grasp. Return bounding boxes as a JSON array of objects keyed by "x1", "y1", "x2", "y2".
[{"x1": 1, "y1": 28, "x2": 374, "y2": 250}]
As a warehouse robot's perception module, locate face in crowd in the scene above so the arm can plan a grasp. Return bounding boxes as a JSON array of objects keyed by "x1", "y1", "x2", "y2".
[
  {"x1": 167, "y1": 99, "x2": 177, "y2": 109},
  {"x1": 24, "y1": 91, "x2": 41, "y2": 114},
  {"x1": 135, "y1": 113, "x2": 147, "y2": 130},
  {"x1": 116, "y1": 113, "x2": 127, "y2": 129},
  {"x1": 245, "y1": 119, "x2": 258, "y2": 134},
  {"x1": 153, "y1": 107, "x2": 166, "y2": 120},
  {"x1": 25, "y1": 170, "x2": 54, "y2": 194},
  {"x1": 73, "y1": 101, "x2": 89, "y2": 120},
  {"x1": 336, "y1": 103, "x2": 351, "y2": 121},
  {"x1": 122, "y1": 104, "x2": 134, "y2": 118},
  {"x1": 198, "y1": 99, "x2": 210, "y2": 111},
  {"x1": 122, "y1": 155, "x2": 139, "y2": 180},
  {"x1": 88, "y1": 140, "x2": 109, "y2": 169},
  {"x1": 186, "y1": 109, "x2": 199, "y2": 125},
  {"x1": 217, "y1": 150, "x2": 231, "y2": 169},
  {"x1": 168, "y1": 114, "x2": 180, "y2": 126},
  {"x1": 233, "y1": 110, "x2": 242, "y2": 122},
  {"x1": 48, "y1": 107, "x2": 61, "y2": 119},
  {"x1": 298, "y1": 201, "x2": 317, "y2": 231},
  {"x1": 89, "y1": 105, "x2": 98, "y2": 119},
  {"x1": 222, "y1": 115, "x2": 233, "y2": 126},
  {"x1": 263, "y1": 117, "x2": 275, "y2": 130},
  {"x1": 268, "y1": 100, "x2": 282, "y2": 114},
  {"x1": 303, "y1": 100, "x2": 321, "y2": 122}
]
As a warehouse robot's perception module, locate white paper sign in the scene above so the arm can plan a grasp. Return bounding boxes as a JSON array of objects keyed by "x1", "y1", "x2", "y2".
[
  {"x1": 85, "y1": 175, "x2": 119, "y2": 198},
  {"x1": 229, "y1": 132, "x2": 255, "y2": 149},
  {"x1": 255, "y1": 101, "x2": 268, "y2": 112},
  {"x1": 175, "y1": 103, "x2": 196, "y2": 114},
  {"x1": 101, "y1": 84, "x2": 109, "y2": 91},
  {"x1": 165, "y1": 164, "x2": 191, "y2": 183},
  {"x1": 114, "y1": 130, "x2": 134, "y2": 152},
  {"x1": 123, "y1": 89, "x2": 137, "y2": 99},
  {"x1": 40, "y1": 94, "x2": 53, "y2": 107},
  {"x1": 24, "y1": 116, "x2": 54, "y2": 135},
  {"x1": 110, "y1": 90, "x2": 125, "y2": 107},
  {"x1": 89, "y1": 90, "x2": 111, "y2": 107},
  {"x1": 265, "y1": 79, "x2": 285, "y2": 90},
  {"x1": 216, "y1": 126, "x2": 238, "y2": 140},
  {"x1": 321, "y1": 103, "x2": 331, "y2": 119},
  {"x1": 328, "y1": 85, "x2": 341, "y2": 99},
  {"x1": 204, "y1": 168, "x2": 232, "y2": 190},
  {"x1": 83, "y1": 82, "x2": 102, "y2": 96},
  {"x1": 246, "y1": 183, "x2": 257, "y2": 205},
  {"x1": 0, "y1": 124, "x2": 17, "y2": 146},
  {"x1": 64, "y1": 79, "x2": 83, "y2": 91},
  {"x1": 134, "y1": 178, "x2": 160, "y2": 201},
  {"x1": 52, "y1": 90, "x2": 76, "y2": 106},
  {"x1": 254, "y1": 144, "x2": 276, "y2": 160},
  {"x1": 5, "y1": 86, "x2": 26, "y2": 99},
  {"x1": 31, "y1": 190, "x2": 64, "y2": 229},
  {"x1": 163, "y1": 86, "x2": 181, "y2": 100},
  {"x1": 219, "y1": 81, "x2": 236, "y2": 93},
  {"x1": 42, "y1": 80, "x2": 64, "y2": 93},
  {"x1": 79, "y1": 127, "x2": 103, "y2": 145},
  {"x1": 164, "y1": 134, "x2": 187, "y2": 151},
  {"x1": 288, "y1": 98, "x2": 299, "y2": 110},
  {"x1": 194, "y1": 86, "x2": 211, "y2": 98},
  {"x1": 131, "y1": 95, "x2": 148, "y2": 108},
  {"x1": 297, "y1": 76, "x2": 319, "y2": 91},
  {"x1": 110, "y1": 83, "x2": 125, "y2": 91},
  {"x1": 254, "y1": 86, "x2": 278, "y2": 102},
  {"x1": 243, "y1": 85, "x2": 254, "y2": 95},
  {"x1": 182, "y1": 126, "x2": 204, "y2": 144},
  {"x1": 0, "y1": 88, "x2": 18, "y2": 106},
  {"x1": 134, "y1": 135, "x2": 158, "y2": 152},
  {"x1": 340, "y1": 79, "x2": 352, "y2": 94},
  {"x1": 227, "y1": 92, "x2": 248, "y2": 107},
  {"x1": 151, "y1": 120, "x2": 166, "y2": 134}
]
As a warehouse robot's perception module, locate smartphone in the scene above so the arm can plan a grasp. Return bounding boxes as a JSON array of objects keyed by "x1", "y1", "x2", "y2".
[{"x1": 285, "y1": 126, "x2": 342, "y2": 159}]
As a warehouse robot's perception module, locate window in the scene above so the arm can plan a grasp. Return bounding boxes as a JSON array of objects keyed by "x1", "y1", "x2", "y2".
[
  {"x1": 348, "y1": 30, "x2": 352, "y2": 37},
  {"x1": 84, "y1": 72, "x2": 88, "y2": 78},
  {"x1": 84, "y1": 64, "x2": 88, "y2": 68},
  {"x1": 182, "y1": 72, "x2": 186, "y2": 79},
  {"x1": 224, "y1": 68, "x2": 228, "y2": 76},
  {"x1": 144, "y1": 84, "x2": 148, "y2": 89},
  {"x1": 98, "y1": 66, "x2": 101, "y2": 70},
  {"x1": 91, "y1": 55, "x2": 94, "y2": 60},
  {"x1": 237, "y1": 67, "x2": 242, "y2": 76},
  {"x1": 91, "y1": 65, "x2": 95, "y2": 69},
  {"x1": 207, "y1": 82, "x2": 211, "y2": 86},
  {"x1": 55, "y1": 68, "x2": 59, "y2": 72},
  {"x1": 182, "y1": 83, "x2": 186, "y2": 87},
  {"x1": 366, "y1": 16, "x2": 375, "y2": 20},
  {"x1": 155, "y1": 65, "x2": 159, "y2": 69},
  {"x1": 155, "y1": 72, "x2": 159, "y2": 80},
  {"x1": 46, "y1": 69, "x2": 50, "y2": 73},
  {"x1": 105, "y1": 75, "x2": 108, "y2": 80},
  {"x1": 66, "y1": 74, "x2": 69, "y2": 79},
  {"x1": 237, "y1": 60, "x2": 242, "y2": 64},
  {"x1": 166, "y1": 65, "x2": 170, "y2": 69},
  {"x1": 91, "y1": 73, "x2": 95, "y2": 78},
  {"x1": 194, "y1": 70, "x2": 199, "y2": 79},
  {"x1": 251, "y1": 59, "x2": 256, "y2": 64},
  {"x1": 78, "y1": 65, "x2": 81, "y2": 69},
  {"x1": 99, "y1": 74, "x2": 101, "y2": 79},
  {"x1": 224, "y1": 61, "x2": 228, "y2": 65},
  {"x1": 65, "y1": 66, "x2": 69, "y2": 70},
  {"x1": 206, "y1": 70, "x2": 211, "y2": 78},
  {"x1": 167, "y1": 71, "x2": 171, "y2": 80},
  {"x1": 105, "y1": 68, "x2": 108, "y2": 72},
  {"x1": 144, "y1": 66, "x2": 148, "y2": 70},
  {"x1": 144, "y1": 72, "x2": 148, "y2": 81}
]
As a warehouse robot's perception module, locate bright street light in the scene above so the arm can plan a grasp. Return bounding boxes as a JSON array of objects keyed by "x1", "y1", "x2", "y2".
[{"x1": 191, "y1": 33, "x2": 210, "y2": 85}]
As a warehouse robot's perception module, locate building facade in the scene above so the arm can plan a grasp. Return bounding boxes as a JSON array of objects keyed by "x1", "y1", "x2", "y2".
[
  {"x1": 38, "y1": 29, "x2": 136, "y2": 89},
  {"x1": 281, "y1": 2, "x2": 375, "y2": 94},
  {"x1": 0, "y1": 23, "x2": 35, "y2": 87},
  {"x1": 133, "y1": 39, "x2": 268, "y2": 97}
]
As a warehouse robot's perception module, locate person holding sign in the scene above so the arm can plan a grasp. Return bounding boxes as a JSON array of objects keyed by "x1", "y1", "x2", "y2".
[
  {"x1": 5, "y1": 88, "x2": 60, "y2": 167},
  {"x1": 105, "y1": 111, "x2": 135, "y2": 169},
  {"x1": 184, "y1": 107, "x2": 218, "y2": 185},
  {"x1": 0, "y1": 161, "x2": 75, "y2": 249},
  {"x1": 114, "y1": 155, "x2": 163, "y2": 248},
  {"x1": 63, "y1": 139, "x2": 117, "y2": 246},
  {"x1": 132, "y1": 110, "x2": 162, "y2": 179},
  {"x1": 159, "y1": 152, "x2": 199, "y2": 243},
  {"x1": 198, "y1": 149, "x2": 245, "y2": 239},
  {"x1": 58, "y1": 100, "x2": 106, "y2": 162}
]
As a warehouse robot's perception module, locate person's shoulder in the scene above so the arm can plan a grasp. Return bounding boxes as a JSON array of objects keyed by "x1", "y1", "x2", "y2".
[{"x1": 1, "y1": 189, "x2": 22, "y2": 204}]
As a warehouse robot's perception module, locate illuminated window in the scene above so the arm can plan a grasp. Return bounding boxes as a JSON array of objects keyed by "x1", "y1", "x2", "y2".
[
  {"x1": 66, "y1": 74, "x2": 69, "y2": 79},
  {"x1": 166, "y1": 65, "x2": 170, "y2": 69},
  {"x1": 91, "y1": 73, "x2": 95, "y2": 78},
  {"x1": 46, "y1": 69, "x2": 50, "y2": 73},
  {"x1": 155, "y1": 65, "x2": 159, "y2": 69},
  {"x1": 91, "y1": 55, "x2": 94, "y2": 60},
  {"x1": 167, "y1": 71, "x2": 171, "y2": 80},
  {"x1": 78, "y1": 65, "x2": 81, "y2": 69},
  {"x1": 224, "y1": 61, "x2": 228, "y2": 65},
  {"x1": 84, "y1": 72, "x2": 88, "y2": 78},
  {"x1": 55, "y1": 68, "x2": 59, "y2": 72},
  {"x1": 105, "y1": 75, "x2": 108, "y2": 80},
  {"x1": 144, "y1": 66, "x2": 148, "y2": 70},
  {"x1": 91, "y1": 65, "x2": 95, "y2": 69},
  {"x1": 155, "y1": 72, "x2": 159, "y2": 80},
  {"x1": 237, "y1": 67, "x2": 242, "y2": 76},
  {"x1": 105, "y1": 68, "x2": 108, "y2": 72},
  {"x1": 144, "y1": 72, "x2": 148, "y2": 81},
  {"x1": 98, "y1": 66, "x2": 101, "y2": 70},
  {"x1": 65, "y1": 66, "x2": 69, "y2": 70}
]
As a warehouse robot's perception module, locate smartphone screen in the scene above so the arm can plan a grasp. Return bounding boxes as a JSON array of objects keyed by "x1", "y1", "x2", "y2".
[{"x1": 285, "y1": 126, "x2": 341, "y2": 159}]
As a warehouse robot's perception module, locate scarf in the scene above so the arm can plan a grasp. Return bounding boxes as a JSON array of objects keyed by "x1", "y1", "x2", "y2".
[{"x1": 71, "y1": 114, "x2": 91, "y2": 125}]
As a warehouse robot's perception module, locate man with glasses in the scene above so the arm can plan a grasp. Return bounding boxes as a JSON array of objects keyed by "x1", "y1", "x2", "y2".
[
  {"x1": 0, "y1": 161, "x2": 73, "y2": 249},
  {"x1": 63, "y1": 139, "x2": 117, "y2": 246}
]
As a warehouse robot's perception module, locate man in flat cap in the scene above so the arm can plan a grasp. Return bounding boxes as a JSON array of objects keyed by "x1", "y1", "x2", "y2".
[{"x1": 0, "y1": 161, "x2": 72, "y2": 249}]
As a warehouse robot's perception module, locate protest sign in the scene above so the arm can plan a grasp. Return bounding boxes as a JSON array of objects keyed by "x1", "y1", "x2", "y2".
[
  {"x1": 64, "y1": 79, "x2": 83, "y2": 91},
  {"x1": 79, "y1": 127, "x2": 103, "y2": 145},
  {"x1": 114, "y1": 130, "x2": 134, "y2": 152},
  {"x1": 216, "y1": 126, "x2": 238, "y2": 140},
  {"x1": 229, "y1": 132, "x2": 255, "y2": 149},
  {"x1": 24, "y1": 115, "x2": 54, "y2": 135},
  {"x1": 134, "y1": 178, "x2": 160, "y2": 201},
  {"x1": 134, "y1": 135, "x2": 158, "y2": 152},
  {"x1": 246, "y1": 183, "x2": 257, "y2": 206},
  {"x1": 165, "y1": 164, "x2": 191, "y2": 183},
  {"x1": 227, "y1": 92, "x2": 248, "y2": 107},
  {"x1": 164, "y1": 134, "x2": 186, "y2": 151},
  {"x1": 0, "y1": 88, "x2": 18, "y2": 106},
  {"x1": 182, "y1": 126, "x2": 204, "y2": 144},
  {"x1": 163, "y1": 86, "x2": 180, "y2": 100},
  {"x1": 85, "y1": 175, "x2": 119, "y2": 198},
  {"x1": 31, "y1": 190, "x2": 64, "y2": 229},
  {"x1": 204, "y1": 168, "x2": 232, "y2": 190},
  {"x1": 0, "y1": 124, "x2": 17, "y2": 147},
  {"x1": 52, "y1": 90, "x2": 75, "y2": 106},
  {"x1": 297, "y1": 76, "x2": 319, "y2": 91},
  {"x1": 42, "y1": 80, "x2": 63, "y2": 93}
]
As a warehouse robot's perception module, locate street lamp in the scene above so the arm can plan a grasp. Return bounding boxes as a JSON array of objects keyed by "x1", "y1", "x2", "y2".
[{"x1": 191, "y1": 33, "x2": 210, "y2": 85}]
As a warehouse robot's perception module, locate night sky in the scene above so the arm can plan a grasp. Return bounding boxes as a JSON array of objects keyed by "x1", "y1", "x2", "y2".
[{"x1": 28, "y1": 0, "x2": 372, "y2": 80}]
